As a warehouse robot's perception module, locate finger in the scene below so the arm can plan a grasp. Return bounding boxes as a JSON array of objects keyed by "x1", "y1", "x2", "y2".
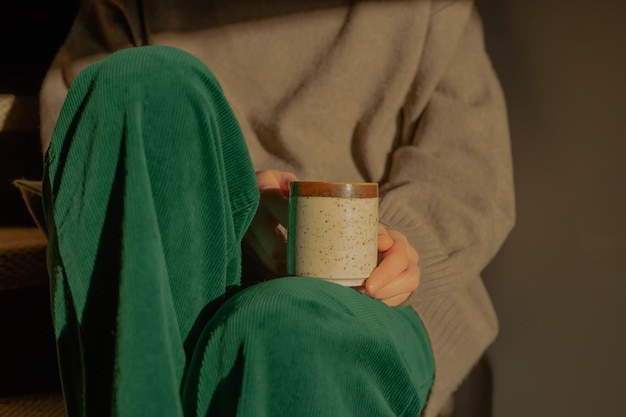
[
  {"x1": 261, "y1": 188, "x2": 290, "y2": 226},
  {"x1": 256, "y1": 170, "x2": 282, "y2": 190},
  {"x1": 244, "y1": 217, "x2": 288, "y2": 274},
  {"x1": 352, "y1": 285, "x2": 367, "y2": 294},
  {"x1": 378, "y1": 224, "x2": 394, "y2": 252},
  {"x1": 278, "y1": 172, "x2": 298, "y2": 196},
  {"x1": 385, "y1": 229, "x2": 420, "y2": 266},
  {"x1": 275, "y1": 223, "x2": 288, "y2": 243},
  {"x1": 351, "y1": 284, "x2": 411, "y2": 307},
  {"x1": 369, "y1": 262, "x2": 420, "y2": 300},
  {"x1": 381, "y1": 292, "x2": 414, "y2": 307},
  {"x1": 256, "y1": 170, "x2": 298, "y2": 195},
  {"x1": 366, "y1": 234, "x2": 411, "y2": 293}
]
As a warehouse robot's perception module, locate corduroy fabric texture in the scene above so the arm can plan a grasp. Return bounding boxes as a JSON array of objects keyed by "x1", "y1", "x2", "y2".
[{"x1": 42, "y1": 46, "x2": 434, "y2": 417}]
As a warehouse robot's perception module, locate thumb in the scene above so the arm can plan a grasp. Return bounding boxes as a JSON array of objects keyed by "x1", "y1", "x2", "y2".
[{"x1": 256, "y1": 170, "x2": 298, "y2": 195}]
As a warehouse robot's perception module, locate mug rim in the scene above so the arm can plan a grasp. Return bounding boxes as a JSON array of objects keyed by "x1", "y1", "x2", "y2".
[{"x1": 289, "y1": 181, "x2": 378, "y2": 198}]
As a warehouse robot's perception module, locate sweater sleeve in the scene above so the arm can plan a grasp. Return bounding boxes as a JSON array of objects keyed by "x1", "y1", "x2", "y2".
[
  {"x1": 378, "y1": 4, "x2": 515, "y2": 415},
  {"x1": 39, "y1": 0, "x2": 146, "y2": 151}
]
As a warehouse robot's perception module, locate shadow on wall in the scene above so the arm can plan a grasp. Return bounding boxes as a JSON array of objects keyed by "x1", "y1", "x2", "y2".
[
  {"x1": 477, "y1": 0, "x2": 626, "y2": 417},
  {"x1": 0, "y1": 2, "x2": 80, "y2": 94},
  {"x1": 0, "y1": 2, "x2": 79, "y2": 225}
]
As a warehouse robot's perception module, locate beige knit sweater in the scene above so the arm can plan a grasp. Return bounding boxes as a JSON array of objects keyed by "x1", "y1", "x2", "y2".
[{"x1": 39, "y1": 1, "x2": 515, "y2": 415}]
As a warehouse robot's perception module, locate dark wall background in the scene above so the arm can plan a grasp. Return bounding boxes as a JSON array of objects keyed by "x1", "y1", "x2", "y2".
[
  {"x1": 0, "y1": 2, "x2": 79, "y2": 225},
  {"x1": 477, "y1": 0, "x2": 626, "y2": 415},
  {"x1": 0, "y1": 2, "x2": 79, "y2": 94}
]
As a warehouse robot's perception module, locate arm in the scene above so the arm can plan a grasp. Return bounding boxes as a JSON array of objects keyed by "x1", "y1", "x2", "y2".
[
  {"x1": 378, "y1": 3, "x2": 515, "y2": 415},
  {"x1": 380, "y1": 3, "x2": 515, "y2": 305}
]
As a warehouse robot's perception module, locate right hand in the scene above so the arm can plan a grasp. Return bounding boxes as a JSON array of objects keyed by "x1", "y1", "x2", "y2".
[{"x1": 242, "y1": 169, "x2": 298, "y2": 277}]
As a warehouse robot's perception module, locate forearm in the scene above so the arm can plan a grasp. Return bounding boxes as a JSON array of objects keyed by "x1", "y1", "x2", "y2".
[
  {"x1": 378, "y1": 5, "x2": 515, "y2": 415},
  {"x1": 379, "y1": 5, "x2": 515, "y2": 304}
]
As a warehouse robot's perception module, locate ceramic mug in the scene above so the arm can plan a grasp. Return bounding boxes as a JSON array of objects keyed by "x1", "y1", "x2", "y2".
[{"x1": 287, "y1": 181, "x2": 379, "y2": 287}]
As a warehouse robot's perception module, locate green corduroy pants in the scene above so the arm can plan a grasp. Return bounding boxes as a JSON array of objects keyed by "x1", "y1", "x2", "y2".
[{"x1": 42, "y1": 45, "x2": 434, "y2": 417}]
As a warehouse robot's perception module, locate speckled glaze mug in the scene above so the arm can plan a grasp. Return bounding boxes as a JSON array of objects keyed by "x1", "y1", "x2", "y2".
[{"x1": 287, "y1": 181, "x2": 379, "y2": 287}]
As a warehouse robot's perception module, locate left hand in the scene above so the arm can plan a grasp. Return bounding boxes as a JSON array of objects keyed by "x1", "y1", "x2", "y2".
[
  {"x1": 361, "y1": 224, "x2": 421, "y2": 306},
  {"x1": 242, "y1": 169, "x2": 297, "y2": 278}
]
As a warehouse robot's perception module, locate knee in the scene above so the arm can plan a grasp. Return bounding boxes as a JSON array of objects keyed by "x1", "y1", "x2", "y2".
[
  {"x1": 63, "y1": 45, "x2": 235, "y2": 154},
  {"x1": 70, "y1": 45, "x2": 228, "y2": 137},
  {"x1": 214, "y1": 277, "x2": 384, "y2": 349},
  {"x1": 226, "y1": 277, "x2": 356, "y2": 321},
  {"x1": 214, "y1": 278, "x2": 336, "y2": 336},
  {"x1": 207, "y1": 277, "x2": 433, "y2": 390},
  {"x1": 88, "y1": 45, "x2": 223, "y2": 95}
]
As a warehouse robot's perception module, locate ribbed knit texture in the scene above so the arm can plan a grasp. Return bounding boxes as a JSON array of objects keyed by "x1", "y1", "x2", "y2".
[{"x1": 42, "y1": 46, "x2": 434, "y2": 417}]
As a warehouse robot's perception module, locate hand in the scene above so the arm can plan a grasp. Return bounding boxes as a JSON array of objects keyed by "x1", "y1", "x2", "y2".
[
  {"x1": 242, "y1": 169, "x2": 297, "y2": 278},
  {"x1": 362, "y1": 224, "x2": 421, "y2": 306}
]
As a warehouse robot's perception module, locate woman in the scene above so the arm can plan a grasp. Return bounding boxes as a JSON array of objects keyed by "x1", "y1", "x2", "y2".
[{"x1": 39, "y1": 1, "x2": 515, "y2": 416}]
